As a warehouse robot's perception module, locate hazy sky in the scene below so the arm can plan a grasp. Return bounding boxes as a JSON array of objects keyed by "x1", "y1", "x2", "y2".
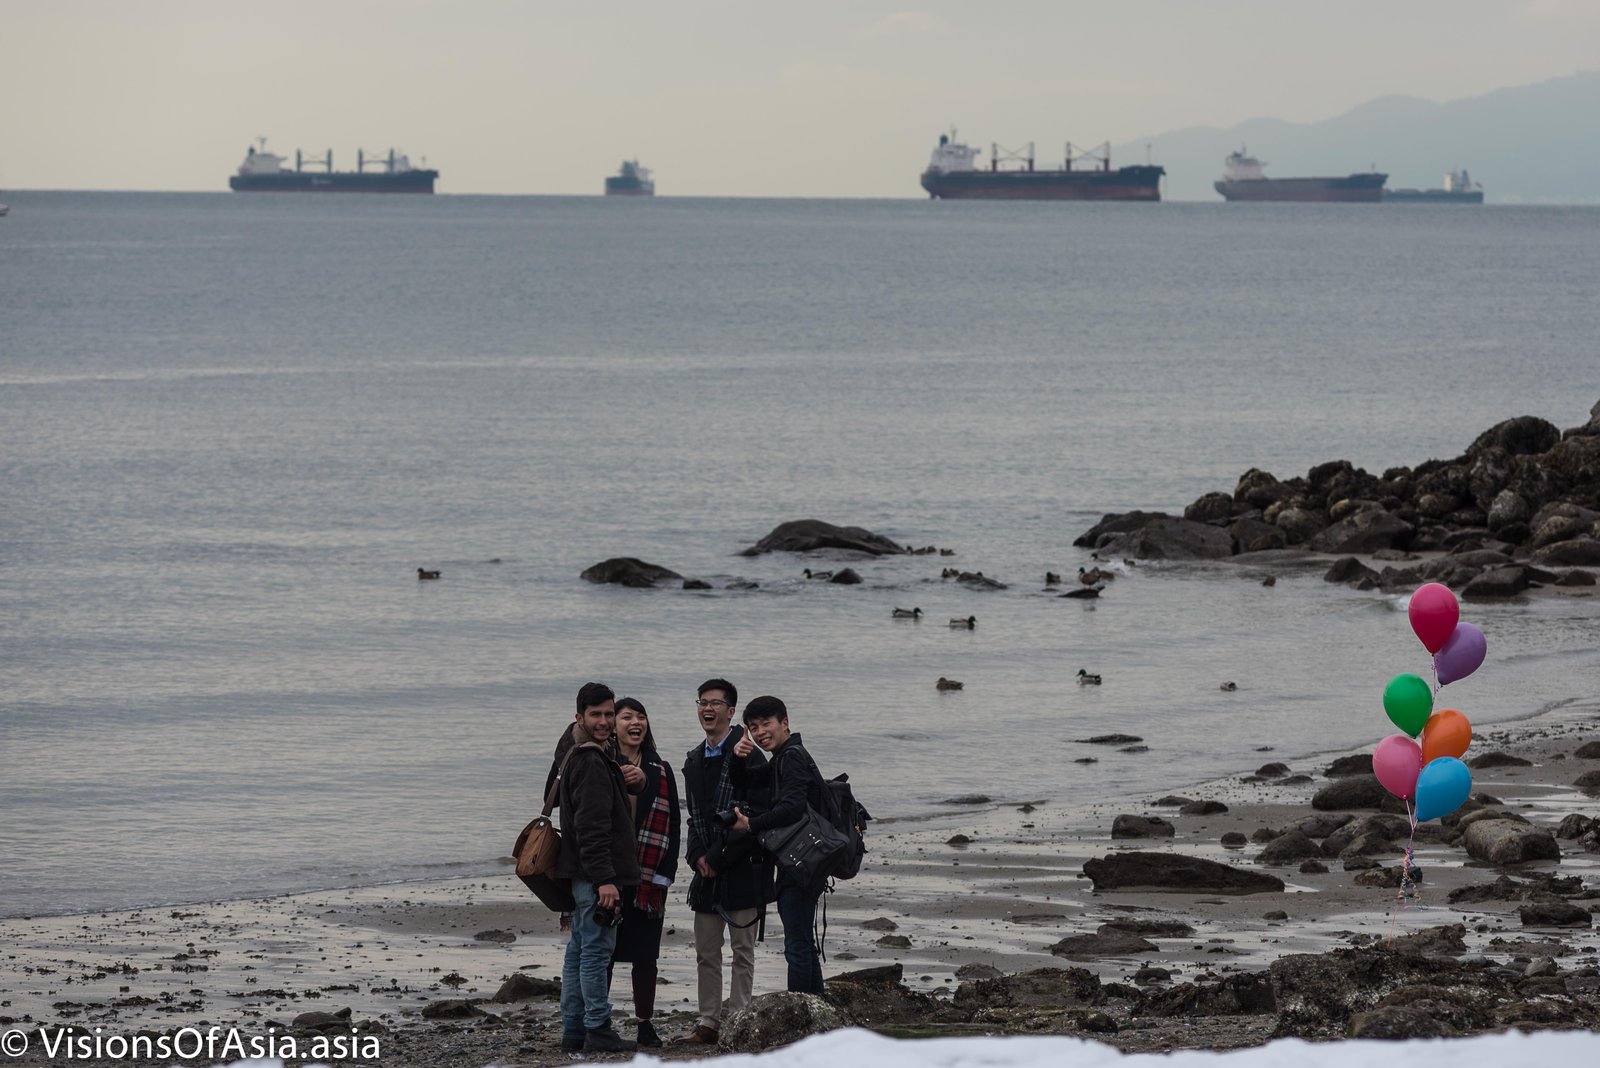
[{"x1": 4, "y1": 0, "x2": 1596, "y2": 196}]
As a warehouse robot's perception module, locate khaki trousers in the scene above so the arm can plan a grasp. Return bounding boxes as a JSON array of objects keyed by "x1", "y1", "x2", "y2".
[{"x1": 692, "y1": 907, "x2": 757, "y2": 1029}]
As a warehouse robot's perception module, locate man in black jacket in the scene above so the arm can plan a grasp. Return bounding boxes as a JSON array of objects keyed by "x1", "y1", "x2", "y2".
[
  {"x1": 554, "y1": 682, "x2": 642, "y2": 1054},
  {"x1": 731, "y1": 695, "x2": 826, "y2": 994},
  {"x1": 674, "y1": 678, "x2": 771, "y2": 1046}
]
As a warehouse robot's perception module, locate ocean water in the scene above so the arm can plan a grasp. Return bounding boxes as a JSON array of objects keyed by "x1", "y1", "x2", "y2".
[{"x1": 2, "y1": 191, "x2": 1598, "y2": 919}]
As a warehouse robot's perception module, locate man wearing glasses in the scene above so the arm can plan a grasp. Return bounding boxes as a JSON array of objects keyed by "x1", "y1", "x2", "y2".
[{"x1": 675, "y1": 678, "x2": 771, "y2": 1046}]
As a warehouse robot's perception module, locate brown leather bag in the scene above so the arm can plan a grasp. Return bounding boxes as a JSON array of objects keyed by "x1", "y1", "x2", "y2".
[{"x1": 512, "y1": 742, "x2": 600, "y2": 912}]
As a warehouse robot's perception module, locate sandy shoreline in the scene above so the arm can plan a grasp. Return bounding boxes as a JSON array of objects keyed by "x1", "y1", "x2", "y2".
[{"x1": 3, "y1": 701, "x2": 1597, "y2": 1066}]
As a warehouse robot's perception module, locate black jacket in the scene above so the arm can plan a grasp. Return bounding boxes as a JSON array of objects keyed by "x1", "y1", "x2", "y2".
[
  {"x1": 682, "y1": 726, "x2": 773, "y2": 912},
  {"x1": 741, "y1": 733, "x2": 826, "y2": 889},
  {"x1": 551, "y1": 738, "x2": 642, "y2": 888}
]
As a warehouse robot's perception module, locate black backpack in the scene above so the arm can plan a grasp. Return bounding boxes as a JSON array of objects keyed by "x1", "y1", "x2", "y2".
[{"x1": 821, "y1": 772, "x2": 871, "y2": 881}]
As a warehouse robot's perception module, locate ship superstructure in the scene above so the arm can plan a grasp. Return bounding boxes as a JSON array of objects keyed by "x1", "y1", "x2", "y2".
[
  {"x1": 919, "y1": 130, "x2": 1163, "y2": 201},
  {"x1": 605, "y1": 160, "x2": 655, "y2": 196},
  {"x1": 228, "y1": 139, "x2": 438, "y2": 193},
  {"x1": 1213, "y1": 148, "x2": 1385, "y2": 203},
  {"x1": 1385, "y1": 169, "x2": 1484, "y2": 204}
]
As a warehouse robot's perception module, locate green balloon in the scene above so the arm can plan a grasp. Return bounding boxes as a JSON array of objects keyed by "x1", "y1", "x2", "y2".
[{"x1": 1383, "y1": 673, "x2": 1434, "y2": 737}]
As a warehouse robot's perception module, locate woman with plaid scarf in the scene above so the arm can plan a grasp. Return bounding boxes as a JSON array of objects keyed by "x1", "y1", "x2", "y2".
[{"x1": 607, "y1": 697, "x2": 681, "y2": 1048}]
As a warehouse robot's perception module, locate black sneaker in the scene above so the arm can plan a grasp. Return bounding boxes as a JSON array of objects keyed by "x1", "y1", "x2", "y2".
[
  {"x1": 636, "y1": 1020, "x2": 661, "y2": 1048},
  {"x1": 560, "y1": 1034, "x2": 584, "y2": 1052},
  {"x1": 584, "y1": 1023, "x2": 637, "y2": 1053}
]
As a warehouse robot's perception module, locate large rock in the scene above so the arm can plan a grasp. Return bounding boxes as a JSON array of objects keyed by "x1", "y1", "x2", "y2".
[
  {"x1": 580, "y1": 557, "x2": 683, "y2": 587},
  {"x1": 1312, "y1": 775, "x2": 1401, "y2": 812},
  {"x1": 1486, "y1": 490, "x2": 1531, "y2": 534},
  {"x1": 1461, "y1": 566, "x2": 1530, "y2": 600},
  {"x1": 1468, "y1": 415, "x2": 1561, "y2": 458},
  {"x1": 1324, "y1": 754, "x2": 1374, "y2": 778},
  {"x1": 1544, "y1": 434, "x2": 1600, "y2": 486},
  {"x1": 953, "y1": 966, "x2": 1104, "y2": 1011},
  {"x1": 1111, "y1": 814, "x2": 1175, "y2": 839},
  {"x1": 1273, "y1": 506, "x2": 1328, "y2": 545},
  {"x1": 1531, "y1": 514, "x2": 1587, "y2": 550},
  {"x1": 1308, "y1": 509, "x2": 1414, "y2": 555},
  {"x1": 1230, "y1": 516, "x2": 1287, "y2": 553},
  {"x1": 721, "y1": 991, "x2": 848, "y2": 1052},
  {"x1": 1234, "y1": 468, "x2": 1291, "y2": 509},
  {"x1": 1082, "y1": 851, "x2": 1284, "y2": 894},
  {"x1": 421, "y1": 999, "x2": 483, "y2": 1020},
  {"x1": 1096, "y1": 516, "x2": 1236, "y2": 561},
  {"x1": 1533, "y1": 538, "x2": 1600, "y2": 567},
  {"x1": 1050, "y1": 929, "x2": 1159, "y2": 959},
  {"x1": 822, "y1": 965, "x2": 947, "y2": 1027},
  {"x1": 1324, "y1": 557, "x2": 1381, "y2": 588},
  {"x1": 1256, "y1": 830, "x2": 1322, "y2": 866},
  {"x1": 1184, "y1": 491, "x2": 1242, "y2": 524},
  {"x1": 1575, "y1": 769, "x2": 1600, "y2": 795},
  {"x1": 492, "y1": 973, "x2": 560, "y2": 1002},
  {"x1": 1268, "y1": 948, "x2": 1491, "y2": 1039},
  {"x1": 743, "y1": 520, "x2": 906, "y2": 557},
  {"x1": 1074, "y1": 510, "x2": 1172, "y2": 549},
  {"x1": 1461, "y1": 819, "x2": 1560, "y2": 865},
  {"x1": 1519, "y1": 902, "x2": 1591, "y2": 928}
]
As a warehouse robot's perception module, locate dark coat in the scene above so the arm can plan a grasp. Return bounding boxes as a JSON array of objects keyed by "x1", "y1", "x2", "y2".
[
  {"x1": 742, "y1": 733, "x2": 826, "y2": 890},
  {"x1": 553, "y1": 743, "x2": 642, "y2": 888},
  {"x1": 682, "y1": 726, "x2": 773, "y2": 912}
]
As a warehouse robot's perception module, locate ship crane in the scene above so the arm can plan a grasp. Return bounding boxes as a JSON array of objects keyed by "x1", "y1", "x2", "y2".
[
  {"x1": 295, "y1": 149, "x2": 333, "y2": 173},
  {"x1": 989, "y1": 142, "x2": 1035, "y2": 172},
  {"x1": 1064, "y1": 142, "x2": 1113, "y2": 173},
  {"x1": 358, "y1": 149, "x2": 410, "y2": 174}
]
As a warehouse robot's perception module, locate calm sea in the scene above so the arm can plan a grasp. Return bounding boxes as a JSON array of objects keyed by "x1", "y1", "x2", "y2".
[{"x1": 3, "y1": 192, "x2": 1598, "y2": 919}]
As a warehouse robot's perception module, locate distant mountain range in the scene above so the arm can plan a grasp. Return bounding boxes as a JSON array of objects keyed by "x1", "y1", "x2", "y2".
[{"x1": 1114, "y1": 70, "x2": 1600, "y2": 203}]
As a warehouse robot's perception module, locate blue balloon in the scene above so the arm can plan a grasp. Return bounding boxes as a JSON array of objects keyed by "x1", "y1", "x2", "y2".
[{"x1": 1414, "y1": 756, "x2": 1472, "y2": 822}]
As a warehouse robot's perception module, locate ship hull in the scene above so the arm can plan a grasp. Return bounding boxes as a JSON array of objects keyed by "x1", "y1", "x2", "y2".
[
  {"x1": 229, "y1": 171, "x2": 438, "y2": 193},
  {"x1": 604, "y1": 177, "x2": 655, "y2": 196},
  {"x1": 1384, "y1": 189, "x2": 1484, "y2": 204},
  {"x1": 1214, "y1": 174, "x2": 1385, "y2": 203},
  {"x1": 921, "y1": 165, "x2": 1164, "y2": 202}
]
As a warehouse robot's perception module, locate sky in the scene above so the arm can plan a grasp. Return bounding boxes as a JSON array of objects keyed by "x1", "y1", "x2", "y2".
[{"x1": 3, "y1": 0, "x2": 1598, "y2": 196}]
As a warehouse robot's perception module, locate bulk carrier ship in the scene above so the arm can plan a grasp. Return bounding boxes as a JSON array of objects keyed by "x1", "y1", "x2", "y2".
[
  {"x1": 919, "y1": 130, "x2": 1163, "y2": 201},
  {"x1": 604, "y1": 160, "x2": 655, "y2": 196},
  {"x1": 1213, "y1": 148, "x2": 1385, "y2": 203},
  {"x1": 228, "y1": 139, "x2": 438, "y2": 193}
]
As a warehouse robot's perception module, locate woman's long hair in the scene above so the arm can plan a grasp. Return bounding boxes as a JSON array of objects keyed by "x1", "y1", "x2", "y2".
[{"x1": 612, "y1": 697, "x2": 658, "y2": 760}]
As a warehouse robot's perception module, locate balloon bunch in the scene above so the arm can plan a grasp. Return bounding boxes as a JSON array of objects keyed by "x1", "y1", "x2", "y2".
[{"x1": 1371, "y1": 583, "x2": 1488, "y2": 907}]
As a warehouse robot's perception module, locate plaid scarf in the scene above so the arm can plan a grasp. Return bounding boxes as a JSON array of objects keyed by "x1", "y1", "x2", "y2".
[{"x1": 632, "y1": 750, "x2": 674, "y2": 915}]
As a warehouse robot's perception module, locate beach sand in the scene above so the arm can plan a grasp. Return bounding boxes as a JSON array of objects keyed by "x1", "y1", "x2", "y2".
[{"x1": 3, "y1": 704, "x2": 1597, "y2": 1066}]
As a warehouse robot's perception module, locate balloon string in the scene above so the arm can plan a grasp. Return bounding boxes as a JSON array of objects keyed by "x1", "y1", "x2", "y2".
[{"x1": 1386, "y1": 800, "x2": 1424, "y2": 947}]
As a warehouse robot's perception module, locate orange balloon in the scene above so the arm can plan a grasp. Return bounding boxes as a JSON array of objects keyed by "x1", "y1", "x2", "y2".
[{"x1": 1421, "y1": 708, "x2": 1472, "y2": 764}]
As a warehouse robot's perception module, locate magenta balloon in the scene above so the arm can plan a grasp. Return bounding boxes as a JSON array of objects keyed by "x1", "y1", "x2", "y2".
[
  {"x1": 1372, "y1": 735, "x2": 1424, "y2": 800},
  {"x1": 1408, "y1": 583, "x2": 1459, "y2": 654},
  {"x1": 1434, "y1": 622, "x2": 1487, "y2": 686}
]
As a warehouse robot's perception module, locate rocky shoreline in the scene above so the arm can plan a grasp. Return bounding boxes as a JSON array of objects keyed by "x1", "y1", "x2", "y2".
[{"x1": 3, "y1": 702, "x2": 1596, "y2": 1066}]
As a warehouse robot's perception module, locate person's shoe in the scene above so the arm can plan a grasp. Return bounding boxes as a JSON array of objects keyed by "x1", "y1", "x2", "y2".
[
  {"x1": 673, "y1": 1025, "x2": 719, "y2": 1045},
  {"x1": 583, "y1": 1023, "x2": 637, "y2": 1053},
  {"x1": 636, "y1": 1020, "x2": 662, "y2": 1048},
  {"x1": 560, "y1": 1034, "x2": 585, "y2": 1052}
]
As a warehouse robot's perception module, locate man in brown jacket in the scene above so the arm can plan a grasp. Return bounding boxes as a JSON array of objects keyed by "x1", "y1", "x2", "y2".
[{"x1": 555, "y1": 682, "x2": 643, "y2": 1054}]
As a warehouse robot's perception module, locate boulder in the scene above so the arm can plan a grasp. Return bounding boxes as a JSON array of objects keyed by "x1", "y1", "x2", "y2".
[
  {"x1": 1221, "y1": 832, "x2": 1248, "y2": 848},
  {"x1": 1350, "y1": 1005, "x2": 1458, "y2": 1040},
  {"x1": 1274, "y1": 506, "x2": 1328, "y2": 545},
  {"x1": 721, "y1": 992, "x2": 848, "y2": 1052},
  {"x1": 1466, "y1": 751, "x2": 1532, "y2": 769},
  {"x1": 1555, "y1": 814, "x2": 1596, "y2": 839},
  {"x1": 1184, "y1": 491, "x2": 1242, "y2": 524},
  {"x1": 1179, "y1": 799, "x2": 1228, "y2": 816},
  {"x1": 293, "y1": 1009, "x2": 354, "y2": 1034},
  {"x1": 1576, "y1": 769, "x2": 1600, "y2": 795},
  {"x1": 1312, "y1": 775, "x2": 1400, "y2": 811},
  {"x1": 1322, "y1": 814, "x2": 1408, "y2": 855},
  {"x1": 742, "y1": 519, "x2": 906, "y2": 557},
  {"x1": 1256, "y1": 762, "x2": 1290, "y2": 778},
  {"x1": 1461, "y1": 819, "x2": 1560, "y2": 865},
  {"x1": 1288, "y1": 812, "x2": 1354, "y2": 839},
  {"x1": 1469, "y1": 415, "x2": 1561, "y2": 458},
  {"x1": 953, "y1": 966, "x2": 1104, "y2": 1011},
  {"x1": 1486, "y1": 490, "x2": 1530, "y2": 534},
  {"x1": 1308, "y1": 510, "x2": 1414, "y2": 555},
  {"x1": 421, "y1": 999, "x2": 484, "y2": 1020},
  {"x1": 1111, "y1": 814, "x2": 1175, "y2": 838},
  {"x1": 1235, "y1": 468, "x2": 1291, "y2": 509},
  {"x1": 1099, "y1": 919, "x2": 1195, "y2": 937},
  {"x1": 1533, "y1": 538, "x2": 1600, "y2": 567},
  {"x1": 681, "y1": 578, "x2": 713, "y2": 590},
  {"x1": 1323, "y1": 557, "x2": 1381, "y2": 587},
  {"x1": 1557, "y1": 569, "x2": 1597, "y2": 586},
  {"x1": 492, "y1": 973, "x2": 560, "y2": 1002},
  {"x1": 1074, "y1": 511, "x2": 1173, "y2": 549},
  {"x1": 822, "y1": 965, "x2": 946, "y2": 1027},
  {"x1": 1576, "y1": 741, "x2": 1600, "y2": 759},
  {"x1": 1257, "y1": 831, "x2": 1322, "y2": 865},
  {"x1": 1462, "y1": 566, "x2": 1530, "y2": 599},
  {"x1": 1519, "y1": 902, "x2": 1591, "y2": 928},
  {"x1": 1096, "y1": 516, "x2": 1236, "y2": 561},
  {"x1": 1135, "y1": 972, "x2": 1277, "y2": 1017},
  {"x1": 1230, "y1": 516, "x2": 1286, "y2": 553},
  {"x1": 1544, "y1": 434, "x2": 1600, "y2": 486},
  {"x1": 1082, "y1": 852, "x2": 1284, "y2": 894},
  {"x1": 1050, "y1": 929, "x2": 1159, "y2": 959},
  {"x1": 1532, "y1": 514, "x2": 1586, "y2": 550},
  {"x1": 580, "y1": 557, "x2": 683, "y2": 587},
  {"x1": 1324, "y1": 754, "x2": 1373, "y2": 778}
]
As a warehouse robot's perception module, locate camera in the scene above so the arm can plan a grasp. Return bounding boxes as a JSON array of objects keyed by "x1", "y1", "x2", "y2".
[
  {"x1": 714, "y1": 805, "x2": 742, "y2": 828},
  {"x1": 593, "y1": 905, "x2": 624, "y2": 928}
]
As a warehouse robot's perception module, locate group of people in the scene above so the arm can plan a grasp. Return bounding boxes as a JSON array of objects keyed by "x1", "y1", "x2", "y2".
[{"x1": 546, "y1": 678, "x2": 832, "y2": 1054}]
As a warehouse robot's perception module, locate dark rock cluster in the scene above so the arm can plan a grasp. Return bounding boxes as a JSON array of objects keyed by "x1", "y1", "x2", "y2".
[{"x1": 1075, "y1": 404, "x2": 1600, "y2": 596}]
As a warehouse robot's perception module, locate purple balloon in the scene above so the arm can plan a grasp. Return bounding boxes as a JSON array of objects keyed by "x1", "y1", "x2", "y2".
[{"x1": 1434, "y1": 622, "x2": 1486, "y2": 686}]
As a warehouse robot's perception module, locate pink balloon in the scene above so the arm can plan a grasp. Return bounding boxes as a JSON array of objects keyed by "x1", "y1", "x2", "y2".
[
  {"x1": 1373, "y1": 735, "x2": 1424, "y2": 800},
  {"x1": 1434, "y1": 622, "x2": 1487, "y2": 686},
  {"x1": 1408, "y1": 583, "x2": 1459, "y2": 654}
]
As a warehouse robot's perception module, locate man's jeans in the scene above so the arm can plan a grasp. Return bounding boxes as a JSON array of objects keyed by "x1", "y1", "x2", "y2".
[
  {"x1": 775, "y1": 882, "x2": 824, "y2": 994},
  {"x1": 560, "y1": 879, "x2": 619, "y2": 1033}
]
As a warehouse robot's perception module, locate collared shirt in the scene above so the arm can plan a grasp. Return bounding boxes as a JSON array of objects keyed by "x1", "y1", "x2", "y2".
[{"x1": 702, "y1": 728, "x2": 733, "y2": 758}]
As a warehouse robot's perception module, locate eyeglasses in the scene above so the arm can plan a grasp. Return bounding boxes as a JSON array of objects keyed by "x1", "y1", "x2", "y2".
[{"x1": 694, "y1": 699, "x2": 729, "y2": 710}]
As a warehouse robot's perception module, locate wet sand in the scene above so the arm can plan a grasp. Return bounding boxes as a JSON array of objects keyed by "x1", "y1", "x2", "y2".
[{"x1": 2, "y1": 703, "x2": 1597, "y2": 1066}]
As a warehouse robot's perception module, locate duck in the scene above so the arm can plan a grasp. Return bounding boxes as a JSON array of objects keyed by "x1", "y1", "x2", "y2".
[
  {"x1": 1220, "y1": 681, "x2": 1238, "y2": 692},
  {"x1": 892, "y1": 607, "x2": 923, "y2": 619},
  {"x1": 1079, "y1": 566, "x2": 1115, "y2": 585},
  {"x1": 1077, "y1": 669, "x2": 1102, "y2": 685},
  {"x1": 935, "y1": 676, "x2": 964, "y2": 691},
  {"x1": 941, "y1": 567, "x2": 960, "y2": 579},
  {"x1": 949, "y1": 615, "x2": 976, "y2": 630},
  {"x1": 1261, "y1": 575, "x2": 1277, "y2": 587},
  {"x1": 417, "y1": 568, "x2": 441, "y2": 580},
  {"x1": 803, "y1": 568, "x2": 833, "y2": 581},
  {"x1": 1045, "y1": 572, "x2": 1061, "y2": 586},
  {"x1": 939, "y1": 548, "x2": 956, "y2": 556}
]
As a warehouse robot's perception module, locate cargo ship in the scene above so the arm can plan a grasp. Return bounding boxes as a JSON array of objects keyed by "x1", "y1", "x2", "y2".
[
  {"x1": 1213, "y1": 148, "x2": 1385, "y2": 203},
  {"x1": 920, "y1": 130, "x2": 1163, "y2": 201},
  {"x1": 1385, "y1": 169, "x2": 1484, "y2": 204},
  {"x1": 604, "y1": 160, "x2": 655, "y2": 196},
  {"x1": 228, "y1": 139, "x2": 438, "y2": 193}
]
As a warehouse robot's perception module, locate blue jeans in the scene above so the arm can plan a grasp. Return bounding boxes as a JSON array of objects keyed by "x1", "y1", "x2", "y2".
[
  {"x1": 560, "y1": 879, "x2": 619, "y2": 1033},
  {"x1": 776, "y1": 882, "x2": 824, "y2": 994}
]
